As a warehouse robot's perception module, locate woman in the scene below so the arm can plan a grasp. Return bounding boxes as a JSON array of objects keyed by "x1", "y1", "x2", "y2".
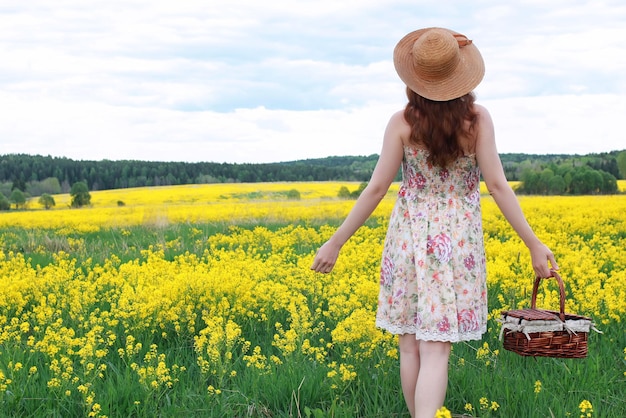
[{"x1": 310, "y1": 27, "x2": 558, "y2": 417}]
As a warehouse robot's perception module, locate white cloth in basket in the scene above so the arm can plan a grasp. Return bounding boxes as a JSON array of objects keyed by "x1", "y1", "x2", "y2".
[{"x1": 498, "y1": 315, "x2": 599, "y2": 341}]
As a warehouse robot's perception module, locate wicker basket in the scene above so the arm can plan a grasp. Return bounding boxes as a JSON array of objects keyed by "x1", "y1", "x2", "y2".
[{"x1": 499, "y1": 271, "x2": 596, "y2": 359}]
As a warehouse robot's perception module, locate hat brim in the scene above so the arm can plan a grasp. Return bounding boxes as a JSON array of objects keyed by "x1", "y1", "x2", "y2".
[{"x1": 393, "y1": 27, "x2": 485, "y2": 101}]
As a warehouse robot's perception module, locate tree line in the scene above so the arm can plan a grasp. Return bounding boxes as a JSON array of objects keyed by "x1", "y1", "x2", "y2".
[
  {"x1": 0, "y1": 154, "x2": 378, "y2": 193},
  {"x1": 1, "y1": 150, "x2": 624, "y2": 208},
  {"x1": 516, "y1": 164, "x2": 618, "y2": 195}
]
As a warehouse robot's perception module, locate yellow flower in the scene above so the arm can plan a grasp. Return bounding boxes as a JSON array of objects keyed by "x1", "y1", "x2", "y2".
[
  {"x1": 90, "y1": 403, "x2": 102, "y2": 414},
  {"x1": 479, "y1": 397, "x2": 489, "y2": 409},
  {"x1": 207, "y1": 385, "x2": 221, "y2": 395},
  {"x1": 435, "y1": 406, "x2": 452, "y2": 418},
  {"x1": 386, "y1": 348, "x2": 398, "y2": 359},
  {"x1": 534, "y1": 380, "x2": 542, "y2": 394},
  {"x1": 47, "y1": 378, "x2": 61, "y2": 388},
  {"x1": 339, "y1": 363, "x2": 357, "y2": 382},
  {"x1": 579, "y1": 399, "x2": 593, "y2": 417}
]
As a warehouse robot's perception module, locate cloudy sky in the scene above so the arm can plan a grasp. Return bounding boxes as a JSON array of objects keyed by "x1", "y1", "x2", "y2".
[{"x1": 1, "y1": 0, "x2": 625, "y2": 163}]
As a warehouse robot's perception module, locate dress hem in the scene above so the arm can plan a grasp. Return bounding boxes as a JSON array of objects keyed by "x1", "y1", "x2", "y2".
[{"x1": 375, "y1": 320, "x2": 486, "y2": 343}]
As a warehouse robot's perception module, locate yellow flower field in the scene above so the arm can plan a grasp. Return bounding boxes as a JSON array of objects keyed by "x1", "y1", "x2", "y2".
[
  {"x1": 2, "y1": 182, "x2": 397, "y2": 231},
  {"x1": 0, "y1": 182, "x2": 625, "y2": 417}
]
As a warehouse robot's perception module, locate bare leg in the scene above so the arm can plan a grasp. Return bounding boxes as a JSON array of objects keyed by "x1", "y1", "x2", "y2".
[
  {"x1": 414, "y1": 340, "x2": 451, "y2": 418},
  {"x1": 398, "y1": 334, "x2": 420, "y2": 417}
]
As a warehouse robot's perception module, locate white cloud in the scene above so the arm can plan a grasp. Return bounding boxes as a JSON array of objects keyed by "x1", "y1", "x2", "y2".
[
  {"x1": 483, "y1": 94, "x2": 626, "y2": 155},
  {"x1": 1, "y1": 0, "x2": 625, "y2": 163}
]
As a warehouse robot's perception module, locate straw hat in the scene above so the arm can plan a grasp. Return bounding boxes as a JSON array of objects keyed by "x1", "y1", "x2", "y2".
[{"x1": 393, "y1": 27, "x2": 484, "y2": 101}]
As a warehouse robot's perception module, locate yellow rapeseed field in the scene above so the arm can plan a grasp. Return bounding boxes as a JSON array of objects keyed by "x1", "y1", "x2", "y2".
[{"x1": 0, "y1": 181, "x2": 625, "y2": 416}]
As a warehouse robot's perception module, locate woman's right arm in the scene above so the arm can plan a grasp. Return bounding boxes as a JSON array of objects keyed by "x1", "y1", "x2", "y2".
[
  {"x1": 474, "y1": 105, "x2": 558, "y2": 278},
  {"x1": 310, "y1": 110, "x2": 406, "y2": 274}
]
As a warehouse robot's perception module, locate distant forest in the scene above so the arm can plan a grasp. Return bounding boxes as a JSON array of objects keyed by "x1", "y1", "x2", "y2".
[{"x1": 1, "y1": 150, "x2": 625, "y2": 198}]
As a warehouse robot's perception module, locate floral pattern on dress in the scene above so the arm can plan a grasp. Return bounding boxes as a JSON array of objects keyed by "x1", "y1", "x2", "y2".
[{"x1": 375, "y1": 147, "x2": 487, "y2": 342}]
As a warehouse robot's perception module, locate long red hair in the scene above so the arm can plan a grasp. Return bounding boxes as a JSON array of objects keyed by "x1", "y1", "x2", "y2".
[{"x1": 403, "y1": 87, "x2": 479, "y2": 167}]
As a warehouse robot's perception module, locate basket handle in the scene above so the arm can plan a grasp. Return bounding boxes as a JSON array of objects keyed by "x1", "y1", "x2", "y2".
[{"x1": 530, "y1": 270, "x2": 566, "y2": 322}]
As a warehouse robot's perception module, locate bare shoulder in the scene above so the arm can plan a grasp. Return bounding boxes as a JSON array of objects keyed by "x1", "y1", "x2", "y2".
[
  {"x1": 386, "y1": 109, "x2": 411, "y2": 139},
  {"x1": 472, "y1": 103, "x2": 495, "y2": 143},
  {"x1": 389, "y1": 109, "x2": 409, "y2": 125},
  {"x1": 473, "y1": 103, "x2": 493, "y2": 124}
]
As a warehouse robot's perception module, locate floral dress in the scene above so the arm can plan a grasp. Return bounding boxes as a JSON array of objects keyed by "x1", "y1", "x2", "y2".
[{"x1": 375, "y1": 146, "x2": 487, "y2": 342}]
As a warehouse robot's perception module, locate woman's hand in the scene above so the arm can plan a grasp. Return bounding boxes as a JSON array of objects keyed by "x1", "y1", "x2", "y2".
[
  {"x1": 529, "y1": 242, "x2": 559, "y2": 278},
  {"x1": 310, "y1": 241, "x2": 341, "y2": 274}
]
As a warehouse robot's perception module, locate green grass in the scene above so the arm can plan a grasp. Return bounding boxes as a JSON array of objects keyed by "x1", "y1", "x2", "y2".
[{"x1": 4, "y1": 330, "x2": 616, "y2": 417}]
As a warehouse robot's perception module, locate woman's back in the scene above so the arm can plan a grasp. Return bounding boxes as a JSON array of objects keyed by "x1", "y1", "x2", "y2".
[{"x1": 400, "y1": 146, "x2": 480, "y2": 201}]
